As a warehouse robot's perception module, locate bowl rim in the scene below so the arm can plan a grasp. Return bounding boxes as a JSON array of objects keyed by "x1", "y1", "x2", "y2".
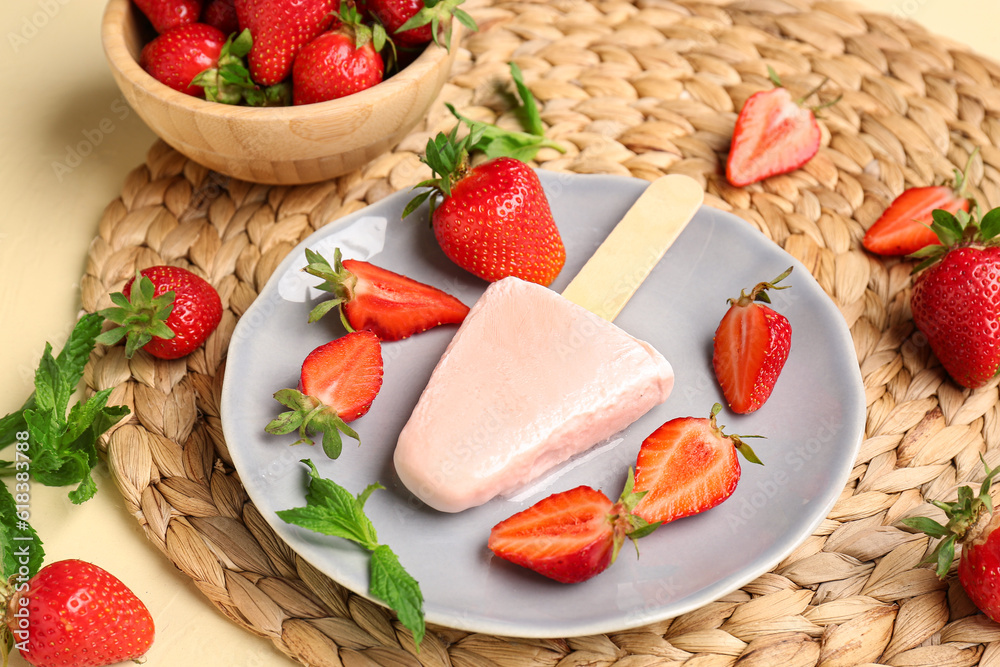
[{"x1": 100, "y1": 0, "x2": 458, "y2": 121}]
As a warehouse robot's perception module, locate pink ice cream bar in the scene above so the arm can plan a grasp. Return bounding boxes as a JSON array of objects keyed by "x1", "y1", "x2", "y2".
[{"x1": 393, "y1": 276, "x2": 675, "y2": 513}]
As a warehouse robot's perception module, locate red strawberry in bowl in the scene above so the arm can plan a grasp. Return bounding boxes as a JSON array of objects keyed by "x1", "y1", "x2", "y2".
[
  {"x1": 235, "y1": 0, "x2": 338, "y2": 86},
  {"x1": 139, "y1": 22, "x2": 228, "y2": 96},
  {"x1": 910, "y1": 207, "x2": 1000, "y2": 388},
  {"x1": 404, "y1": 126, "x2": 566, "y2": 286},
  {"x1": 292, "y1": 9, "x2": 387, "y2": 105},
  {"x1": 5, "y1": 559, "x2": 155, "y2": 667},
  {"x1": 265, "y1": 330, "x2": 384, "y2": 459},
  {"x1": 200, "y1": 0, "x2": 239, "y2": 35},
  {"x1": 302, "y1": 248, "x2": 469, "y2": 340},
  {"x1": 134, "y1": 0, "x2": 203, "y2": 33},
  {"x1": 366, "y1": 0, "x2": 476, "y2": 49},
  {"x1": 488, "y1": 475, "x2": 658, "y2": 584},
  {"x1": 712, "y1": 267, "x2": 793, "y2": 414},
  {"x1": 632, "y1": 403, "x2": 763, "y2": 525},
  {"x1": 97, "y1": 265, "x2": 223, "y2": 359}
]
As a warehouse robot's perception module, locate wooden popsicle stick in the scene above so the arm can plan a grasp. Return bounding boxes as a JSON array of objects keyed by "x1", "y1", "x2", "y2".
[{"x1": 560, "y1": 174, "x2": 705, "y2": 321}]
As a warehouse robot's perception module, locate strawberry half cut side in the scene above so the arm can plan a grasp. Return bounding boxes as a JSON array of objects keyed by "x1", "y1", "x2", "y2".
[
  {"x1": 488, "y1": 473, "x2": 659, "y2": 584},
  {"x1": 712, "y1": 267, "x2": 793, "y2": 414},
  {"x1": 725, "y1": 71, "x2": 834, "y2": 188},
  {"x1": 265, "y1": 331, "x2": 384, "y2": 459},
  {"x1": 302, "y1": 247, "x2": 470, "y2": 340},
  {"x1": 863, "y1": 151, "x2": 978, "y2": 256},
  {"x1": 633, "y1": 403, "x2": 763, "y2": 525}
]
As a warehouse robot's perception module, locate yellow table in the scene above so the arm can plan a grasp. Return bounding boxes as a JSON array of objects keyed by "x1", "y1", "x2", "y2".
[{"x1": 0, "y1": 1, "x2": 998, "y2": 664}]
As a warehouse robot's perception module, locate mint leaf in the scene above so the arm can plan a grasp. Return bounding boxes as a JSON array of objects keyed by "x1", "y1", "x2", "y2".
[
  {"x1": 370, "y1": 544, "x2": 425, "y2": 646},
  {"x1": 0, "y1": 482, "x2": 44, "y2": 580},
  {"x1": 509, "y1": 62, "x2": 544, "y2": 137},
  {"x1": 278, "y1": 460, "x2": 380, "y2": 551},
  {"x1": 0, "y1": 314, "x2": 130, "y2": 502},
  {"x1": 279, "y1": 460, "x2": 425, "y2": 647}
]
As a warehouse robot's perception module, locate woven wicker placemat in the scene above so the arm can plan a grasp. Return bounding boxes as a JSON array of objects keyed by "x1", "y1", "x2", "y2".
[{"x1": 80, "y1": 0, "x2": 1000, "y2": 664}]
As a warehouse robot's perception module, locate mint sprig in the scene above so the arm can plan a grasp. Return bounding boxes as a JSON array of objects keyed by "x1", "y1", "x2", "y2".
[
  {"x1": 0, "y1": 313, "x2": 130, "y2": 504},
  {"x1": 277, "y1": 460, "x2": 425, "y2": 648},
  {"x1": 447, "y1": 62, "x2": 565, "y2": 161}
]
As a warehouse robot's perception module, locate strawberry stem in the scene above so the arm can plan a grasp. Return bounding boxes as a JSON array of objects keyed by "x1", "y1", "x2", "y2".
[
  {"x1": 730, "y1": 266, "x2": 793, "y2": 307},
  {"x1": 302, "y1": 248, "x2": 358, "y2": 328},
  {"x1": 709, "y1": 403, "x2": 765, "y2": 465},
  {"x1": 265, "y1": 388, "x2": 359, "y2": 460},
  {"x1": 609, "y1": 468, "x2": 660, "y2": 563}
]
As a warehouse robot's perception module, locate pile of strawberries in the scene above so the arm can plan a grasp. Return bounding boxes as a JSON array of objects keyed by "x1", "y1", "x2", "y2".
[{"x1": 132, "y1": 0, "x2": 474, "y2": 105}]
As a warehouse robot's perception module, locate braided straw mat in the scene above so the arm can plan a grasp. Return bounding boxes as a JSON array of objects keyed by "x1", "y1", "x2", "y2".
[{"x1": 77, "y1": 0, "x2": 1000, "y2": 664}]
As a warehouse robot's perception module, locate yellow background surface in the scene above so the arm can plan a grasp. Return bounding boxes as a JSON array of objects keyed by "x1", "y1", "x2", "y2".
[{"x1": 0, "y1": 1, "x2": 997, "y2": 664}]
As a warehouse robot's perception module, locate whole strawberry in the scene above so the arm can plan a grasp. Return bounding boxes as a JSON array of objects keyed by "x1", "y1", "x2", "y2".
[
  {"x1": 140, "y1": 22, "x2": 227, "y2": 96},
  {"x1": 910, "y1": 207, "x2": 1000, "y2": 388},
  {"x1": 200, "y1": 0, "x2": 240, "y2": 35},
  {"x1": 712, "y1": 267, "x2": 793, "y2": 413},
  {"x1": 292, "y1": 8, "x2": 386, "y2": 105},
  {"x1": 133, "y1": 0, "x2": 202, "y2": 33},
  {"x1": 235, "y1": 0, "x2": 337, "y2": 86},
  {"x1": 404, "y1": 126, "x2": 566, "y2": 286},
  {"x1": 97, "y1": 265, "x2": 223, "y2": 360},
  {"x1": 903, "y1": 461, "x2": 1000, "y2": 623},
  {"x1": 5, "y1": 559, "x2": 155, "y2": 667}
]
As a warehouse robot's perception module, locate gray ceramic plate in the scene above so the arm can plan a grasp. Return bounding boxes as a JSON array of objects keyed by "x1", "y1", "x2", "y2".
[{"x1": 221, "y1": 172, "x2": 865, "y2": 638}]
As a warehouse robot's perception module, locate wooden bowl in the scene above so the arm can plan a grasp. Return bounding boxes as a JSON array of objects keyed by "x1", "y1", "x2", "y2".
[{"x1": 100, "y1": 0, "x2": 459, "y2": 185}]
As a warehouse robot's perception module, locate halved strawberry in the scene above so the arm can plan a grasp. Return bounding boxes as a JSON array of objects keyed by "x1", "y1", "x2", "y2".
[
  {"x1": 712, "y1": 267, "x2": 793, "y2": 414},
  {"x1": 863, "y1": 155, "x2": 976, "y2": 256},
  {"x1": 633, "y1": 403, "x2": 762, "y2": 525},
  {"x1": 726, "y1": 71, "x2": 834, "y2": 187},
  {"x1": 303, "y1": 248, "x2": 469, "y2": 341},
  {"x1": 265, "y1": 331, "x2": 384, "y2": 459},
  {"x1": 488, "y1": 476, "x2": 657, "y2": 584}
]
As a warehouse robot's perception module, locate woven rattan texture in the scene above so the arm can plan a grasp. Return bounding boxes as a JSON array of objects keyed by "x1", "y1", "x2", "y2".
[{"x1": 81, "y1": 0, "x2": 1000, "y2": 664}]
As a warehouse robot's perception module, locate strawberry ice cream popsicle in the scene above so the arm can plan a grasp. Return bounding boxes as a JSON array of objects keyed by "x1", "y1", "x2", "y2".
[
  {"x1": 393, "y1": 276, "x2": 675, "y2": 513},
  {"x1": 394, "y1": 174, "x2": 702, "y2": 513}
]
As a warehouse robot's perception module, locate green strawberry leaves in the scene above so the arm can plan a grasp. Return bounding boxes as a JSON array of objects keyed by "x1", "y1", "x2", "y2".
[
  {"x1": 96, "y1": 270, "x2": 177, "y2": 358},
  {"x1": 902, "y1": 458, "x2": 1000, "y2": 578},
  {"x1": 265, "y1": 389, "x2": 359, "y2": 460},
  {"x1": 396, "y1": 0, "x2": 478, "y2": 51},
  {"x1": 278, "y1": 460, "x2": 425, "y2": 647},
  {"x1": 301, "y1": 247, "x2": 358, "y2": 331},
  {"x1": 192, "y1": 29, "x2": 292, "y2": 107},
  {"x1": 911, "y1": 206, "x2": 1000, "y2": 272}
]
